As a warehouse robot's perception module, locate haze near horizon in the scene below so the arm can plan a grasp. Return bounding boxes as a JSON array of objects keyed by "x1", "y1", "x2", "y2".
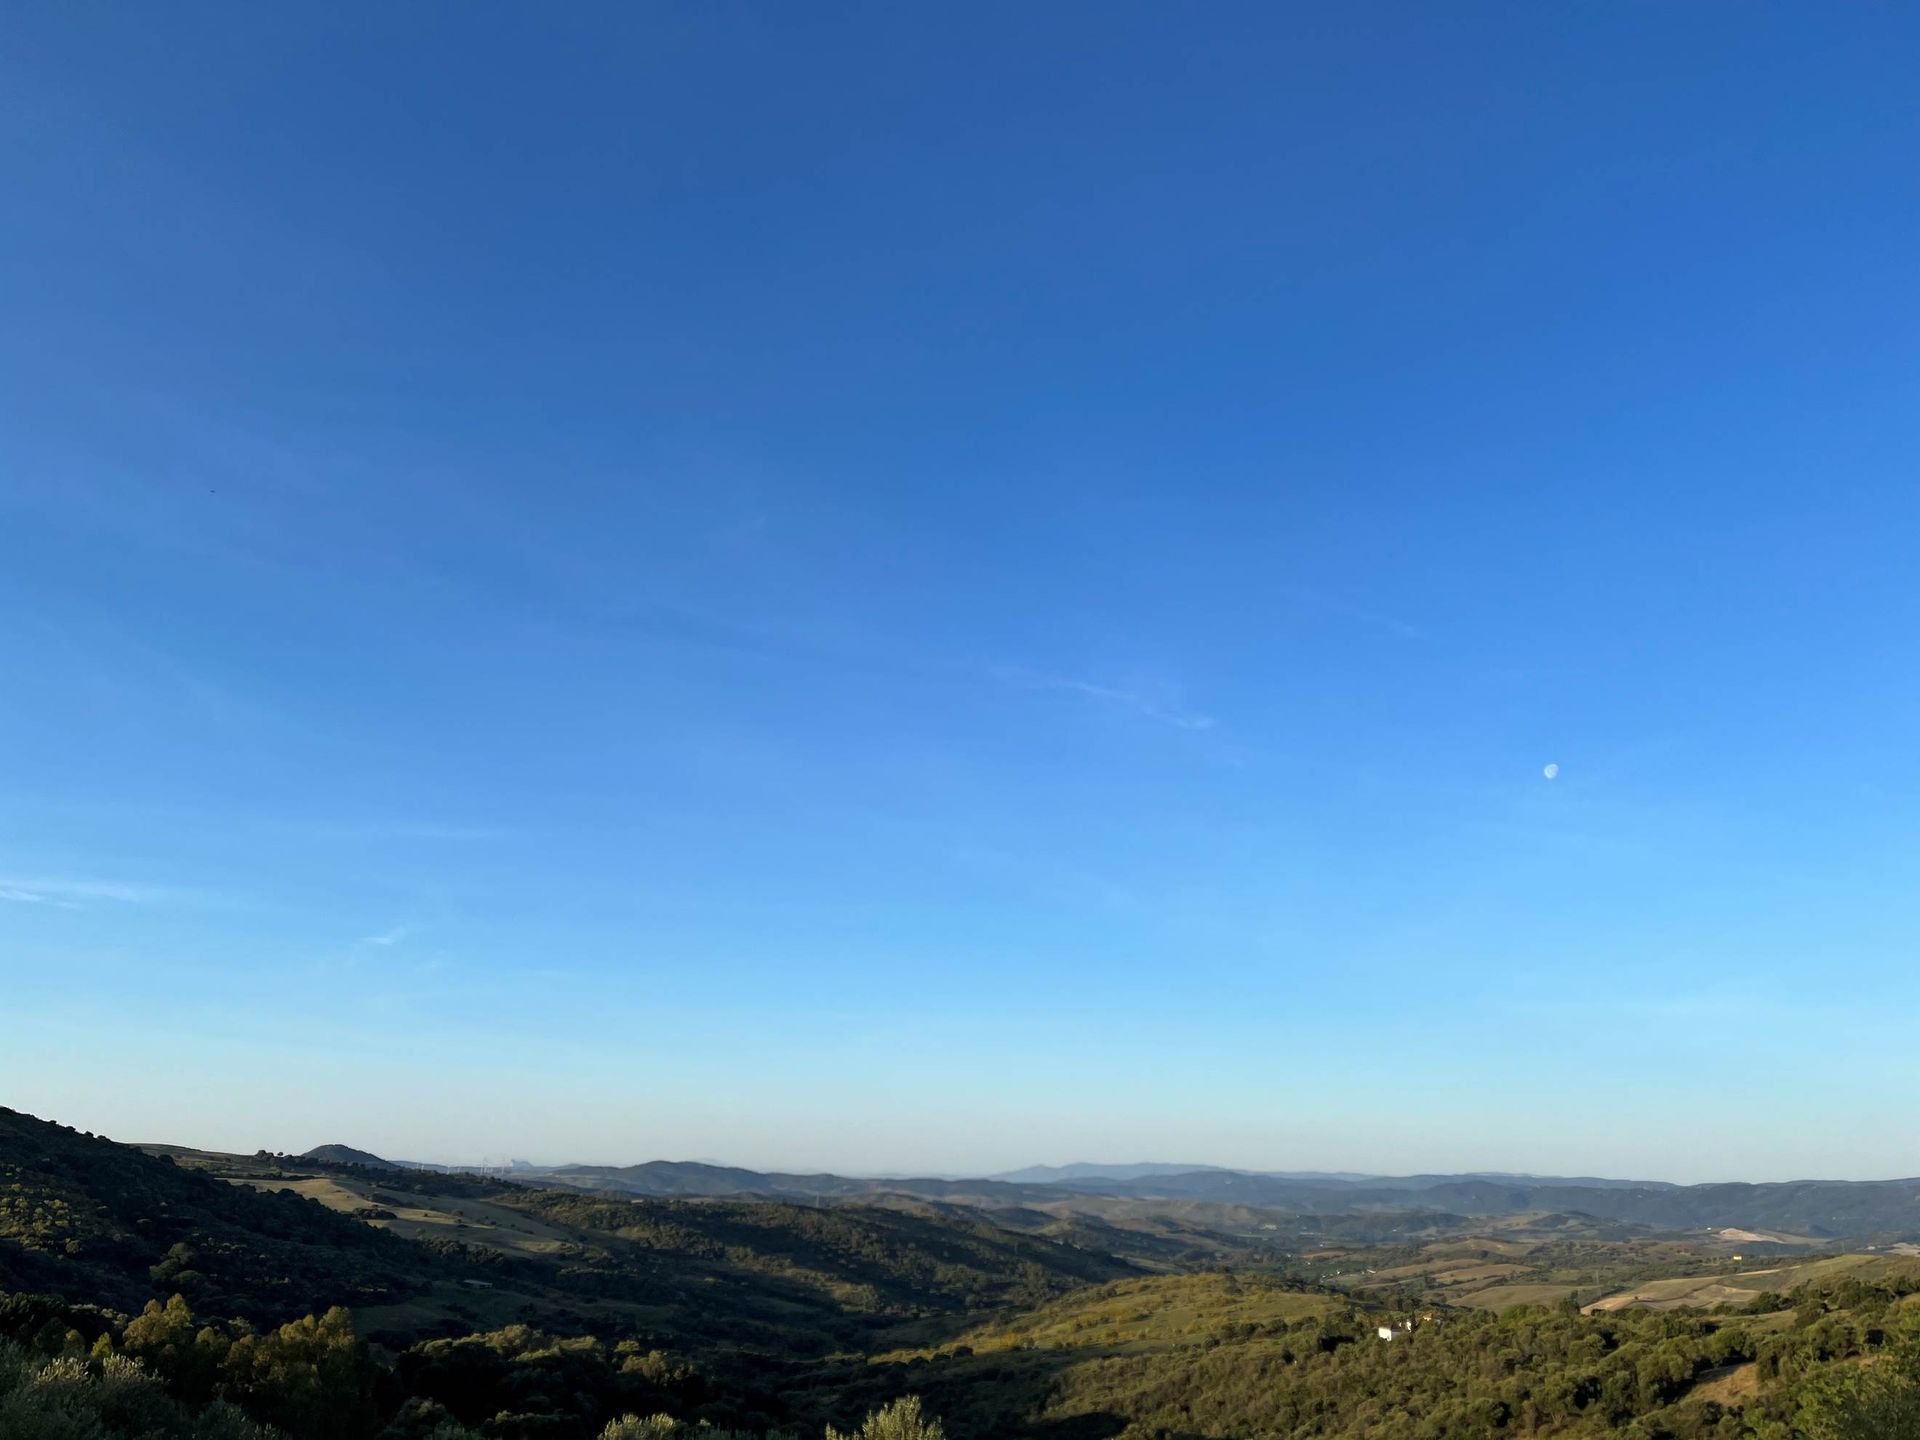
[{"x1": 4, "y1": 3, "x2": 1918, "y2": 1183}]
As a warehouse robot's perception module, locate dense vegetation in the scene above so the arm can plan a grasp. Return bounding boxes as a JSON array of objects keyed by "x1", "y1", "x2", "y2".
[
  {"x1": 0, "y1": 1109, "x2": 434, "y2": 1322},
  {"x1": 859, "y1": 1275, "x2": 1920, "y2": 1439},
  {"x1": 9, "y1": 1108, "x2": 1920, "y2": 1440},
  {"x1": 505, "y1": 1191, "x2": 1123, "y2": 1316}
]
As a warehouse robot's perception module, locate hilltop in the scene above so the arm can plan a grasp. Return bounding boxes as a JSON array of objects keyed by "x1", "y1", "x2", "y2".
[{"x1": 297, "y1": 1143, "x2": 400, "y2": 1167}]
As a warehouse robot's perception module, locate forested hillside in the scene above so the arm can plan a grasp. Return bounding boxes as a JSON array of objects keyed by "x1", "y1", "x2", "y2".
[
  {"x1": 4, "y1": 1111, "x2": 1126, "y2": 1355},
  {"x1": 8, "y1": 1108, "x2": 1920, "y2": 1440}
]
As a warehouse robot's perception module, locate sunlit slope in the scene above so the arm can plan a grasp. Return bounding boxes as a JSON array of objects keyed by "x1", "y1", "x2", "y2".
[
  {"x1": 1585, "y1": 1252, "x2": 1920, "y2": 1311},
  {"x1": 882, "y1": 1271, "x2": 1341, "y2": 1359}
]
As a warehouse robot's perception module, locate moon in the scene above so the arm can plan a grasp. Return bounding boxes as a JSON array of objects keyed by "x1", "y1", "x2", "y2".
[{"x1": 1543, "y1": 763, "x2": 1559, "y2": 779}]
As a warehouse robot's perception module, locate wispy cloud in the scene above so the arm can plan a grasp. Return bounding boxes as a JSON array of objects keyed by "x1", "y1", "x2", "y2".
[
  {"x1": 0, "y1": 887, "x2": 82, "y2": 909},
  {"x1": 1000, "y1": 668, "x2": 1215, "y2": 731},
  {"x1": 0, "y1": 875, "x2": 186, "y2": 908},
  {"x1": 359, "y1": 924, "x2": 418, "y2": 947}
]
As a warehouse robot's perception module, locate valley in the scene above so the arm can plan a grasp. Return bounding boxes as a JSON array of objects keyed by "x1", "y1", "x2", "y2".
[{"x1": 9, "y1": 1105, "x2": 1920, "y2": 1439}]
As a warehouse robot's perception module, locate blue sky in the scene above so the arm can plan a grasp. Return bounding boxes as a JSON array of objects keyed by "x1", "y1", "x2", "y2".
[{"x1": 3, "y1": 4, "x2": 1918, "y2": 1180}]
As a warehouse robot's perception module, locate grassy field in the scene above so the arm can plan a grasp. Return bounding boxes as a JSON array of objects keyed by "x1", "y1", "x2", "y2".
[
  {"x1": 1691, "y1": 1361, "x2": 1765, "y2": 1405},
  {"x1": 1452, "y1": 1282, "x2": 1584, "y2": 1309},
  {"x1": 1422, "y1": 1238, "x2": 1536, "y2": 1259},
  {"x1": 1584, "y1": 1253, "x2": 1920, "y2": 1312},
  {"x1": 1321, "y1": 1237, "x2": 1661, "y2": 1308},
  {"x1": 880, "y1": 1271, "x2": 1340, "y2": 1360},
  {"x1": 231, "y1": 1172, "x2": 581, "y2": 1257},
  {"x1": 1302, "y1": 1232, "x2": 1918, "y2": 1314}
]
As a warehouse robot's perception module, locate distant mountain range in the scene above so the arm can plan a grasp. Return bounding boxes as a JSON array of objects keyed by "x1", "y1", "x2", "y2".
[
  {"x1": 989, "y1": 1162, "x2": 1238, "y2": 1184},
  {"x1": 986, "y1": 1162, "x2": 1407, "y2": 1185},
  {"x1": 290, "y1": 1146, "x2": 1920, "y2": 1241}
]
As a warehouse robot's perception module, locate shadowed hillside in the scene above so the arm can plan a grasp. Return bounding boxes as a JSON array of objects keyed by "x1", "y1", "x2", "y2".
[{"x1": 0, "y1": 1107, "x2": 438, "y2": 1322}]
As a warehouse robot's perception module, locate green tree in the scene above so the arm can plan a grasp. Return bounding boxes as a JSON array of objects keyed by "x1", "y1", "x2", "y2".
[
  {"x1": 219, "y1": 1307, "x2": 377, "y2": 1440},
  {"x1": 825, "y1": 1396, "x2": 945, "y2": 1440},
  {"x1": 1800, "y1": 1359, "x2": 1920, "y2": 1440}
]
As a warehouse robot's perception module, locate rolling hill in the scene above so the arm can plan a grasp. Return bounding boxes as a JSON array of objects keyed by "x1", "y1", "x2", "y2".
[
  {"x1": 14, "y1": 1105, "x2": 1920, "y2": 1440},
  {"x1": 296, "y1": 1148, "x2": 1920, "y2": 1242},
  {"x1": 3, "y1": 1107, "x2": 1133, "y2": 1357},
  {"x1": 0, "y1": 1105, "x2": 443, "y2": 1321},
  {"x1": 1061, "y1": 1171, "x2": 1920, "y2": 1237}
]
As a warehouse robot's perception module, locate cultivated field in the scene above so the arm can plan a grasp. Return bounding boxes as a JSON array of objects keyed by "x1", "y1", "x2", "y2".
[
  {"x1": 1585, "y1": 1253, "x2": 1920, "y2": 1312},
  {"x1": 230, "y1": 1171, "x2": 581, "y2": 1257}
]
